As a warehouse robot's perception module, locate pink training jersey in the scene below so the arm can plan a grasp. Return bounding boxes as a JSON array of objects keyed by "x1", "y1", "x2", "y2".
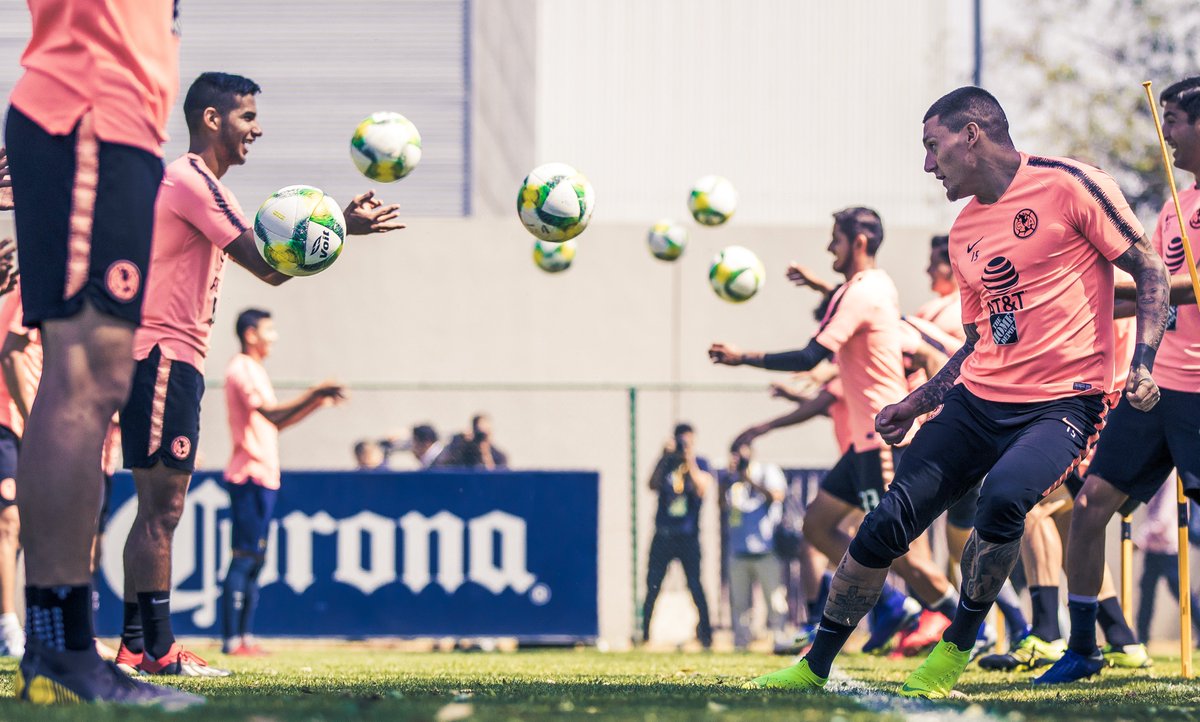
[
  {"x1": 1150, "y1": 187, "x2": 1200, "y2": 392},
  {"x1": 823, "y1": 378, "x2": 854, "y2": 454},
  {"x1": 0, "y1": 284, "x2": 42, "y2": 438},
  {"x1": 915, "y1": 293, "x2": 965, "y2": 341},
  {"x1": 814, "y1": 269, "x2": 911, "y2": 452},
  {"x1": 225, "y1": 353, "x2": 280, "y2": 490},
  {"x1": 134, "y1": 154, "x2": 249, "y2": 374},
  {"x1": 10, "y1": 0, "x2": 179, "y2": 156},
  {"x1": 950, "y1": 153, "x2": 1142, "y2": 403}
]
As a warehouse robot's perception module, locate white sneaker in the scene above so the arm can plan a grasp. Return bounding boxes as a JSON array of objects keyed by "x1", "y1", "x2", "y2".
[{"x1": 0, "y1": 619, "x2": 24, "y2": 658}]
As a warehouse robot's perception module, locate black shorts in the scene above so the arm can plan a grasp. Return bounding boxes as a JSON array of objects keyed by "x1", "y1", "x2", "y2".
[
  {"x1": 226, "y1": 481, "x2": 278, "y2": 555},
  {"x1": 1088, "y1": 389, "x2": 1200, "y2": 505},
  {"x1": 946, "y1": 483, "x2": 980, "y2": 529},
  {"x1": 120, "y1": 345, "x2": 204, "y2": 472},
  {"x1": 4, "y1": 107, "x2": 162, "y2": 327},
  {"x1": 0, "y1": 426, "x2": 17, "y2": 509},
  {"x1": 821, "y1": 446, "x2": 903, "y2": 513},
  {"x1": 849, "y1": 385, "x2": 1107, "y2": 568}
]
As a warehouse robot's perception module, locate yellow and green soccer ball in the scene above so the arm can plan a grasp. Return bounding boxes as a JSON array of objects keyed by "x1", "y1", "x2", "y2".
[
  {"x1": 517, "y1": 163, "x2": 595, "y2": 242},
  {"x1": 350, "y1": 112, "x2": 422, "y2": 182},
  {"x1": 254, "y1": 185, "x2": 345, "y2": 277},
  {"x1": 709, "y1": 245, "x2": 765, "y2": 302},
  {"x1": 647, "y1": 220, "x2": 688, "y2": 261},
  {"x1": 533, "y1": 239, "x2": 576, "y2": 273},
  {"x1": 689, "y1": 175, "x2": 738, "y2": 226}
]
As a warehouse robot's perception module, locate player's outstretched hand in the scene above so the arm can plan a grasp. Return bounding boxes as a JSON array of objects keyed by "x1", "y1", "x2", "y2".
[
  {"x1": 1124, "y1": 365, "x2": 1160, "y2": 412},
  {"x1": 708, "y1": 342, "x2": 744, "y2": 366},
  {"x1": 785, "y1": 263, "x2": 831, "y2": 294},
  {"x1": 731, "y1": 424, "x2": 767, "y2": 450},
  {"x1": 0, "y1": 148, "x2": 12, "y2": 211},
  {"x1": 875, "y1": 399, "x2": 917, "y2": 445},
  {"x1": 344, "y1": 190, "x2": 406, "y2": 235},
  {"x1": 0, "y1": 238, "x2": 17, "y2": 297},
  {"x1": 314, "y1": 381, "x2": 349, "y2": 406}
]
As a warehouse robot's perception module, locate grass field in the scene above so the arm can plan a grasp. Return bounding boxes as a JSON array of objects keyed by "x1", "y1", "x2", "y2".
[{"x1": 0, "y1": 643, "x2": 1197, "y2": 720}]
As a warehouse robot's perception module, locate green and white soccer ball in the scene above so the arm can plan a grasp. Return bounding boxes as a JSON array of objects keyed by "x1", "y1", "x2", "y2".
[
  {"x1": 350, "y1": 112, "x2": 422, "y2": 182},
  {"x1": 709, "y1": 245, "x2": 765, "y2": 302},
  {"x1": 517, "y1": 163, "x2": 595, "y2": 242},
  {"x1": 533, "y1": 239, "x2": 576, "y2": 273},
  {"x1": 689, "y1": 175, "x2": 738, "y2": 226},
  {"x1": 254, "y1": 185, "x2": 346, "y2": 277},
  {"x1": 647, "y1": 220, "x2": 688, "y2": 261}
]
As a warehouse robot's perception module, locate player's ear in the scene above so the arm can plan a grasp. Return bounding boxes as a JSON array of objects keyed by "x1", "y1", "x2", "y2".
[
  {"x1": 854, "y1": 233, "x2": 869, "y2": 253},
  {"x1": 964, "y1": 121, "x2": 981, "y2": 147},
  {"x1": 203, "y1": 106, "x2": 221, "y2": 133}
]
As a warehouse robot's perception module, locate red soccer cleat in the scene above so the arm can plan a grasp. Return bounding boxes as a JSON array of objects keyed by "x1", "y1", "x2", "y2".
[
  {"x1": 113, "y1": 643, "x2": 143, "y2": 675},
  {"x1": 228, "y1": 644, "x2": 268, "y2": 657},
  {"x1": 896, "y1": 610, "x2": 952, "y2": 657},
  {"x1": 138, "y1": 643, "x2": 231, "y2": 677}
]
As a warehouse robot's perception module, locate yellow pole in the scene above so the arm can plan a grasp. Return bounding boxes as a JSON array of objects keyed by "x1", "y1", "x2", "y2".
[{"x1": 1121, "y1": 515, "x2": 1134, "y2": 627}]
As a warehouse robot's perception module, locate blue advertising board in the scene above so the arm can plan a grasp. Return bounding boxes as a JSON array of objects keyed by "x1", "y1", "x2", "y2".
[{"x1": 96, "y1": 470, "x2": 599, "y2": 641}]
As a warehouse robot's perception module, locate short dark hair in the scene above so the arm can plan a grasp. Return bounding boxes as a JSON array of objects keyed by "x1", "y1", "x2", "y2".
[
  {"x1": 235, "y1": 308, "x2": 271, "y2": 343},
  {"x1": 930, "y1": 234, "x2": 950, "y2": 266},
  {"x1": 412, "y1": 424, "x2": 438, "y2": 445},
  {"x1": 353, "y1": 440, "x2": 373, "y2": 456},
  {"x1": 832, "y1": 207, "x2": 884, "y2": 255},
  {"x1": 923, "y1": 86, "x2": 1012, "y2": 145},
  {"x1": 673, "y1": 423, "x2": 694, "y2": 438},
  {"x1": 183, "y1": 72, "x2": 261, "y2": 133},
  {"x1": 1162, "y1": 76, "x2": 1200, "y2": 124}
]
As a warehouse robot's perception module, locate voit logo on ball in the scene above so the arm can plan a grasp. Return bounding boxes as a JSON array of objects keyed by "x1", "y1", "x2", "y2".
[{"x1": 982, "y1": 256, "x2": 1023, "y2": 346}]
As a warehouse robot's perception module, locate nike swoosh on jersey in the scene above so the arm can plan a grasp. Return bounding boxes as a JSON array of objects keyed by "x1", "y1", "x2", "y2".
[{"x1": 966, "y1": 237, "x2": 983, "y2": 253}]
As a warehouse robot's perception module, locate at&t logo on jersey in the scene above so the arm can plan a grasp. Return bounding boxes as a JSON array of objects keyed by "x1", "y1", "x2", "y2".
[{"x1": 982, "y1": 256, "x2": 1023, "y2": 345}]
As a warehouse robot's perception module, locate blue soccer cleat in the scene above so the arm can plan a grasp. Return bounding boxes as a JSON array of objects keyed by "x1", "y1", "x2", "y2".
[
  {"x1": 862, "y1": 595, "x2": 921, "y2": 654},
  {"x1": 1033, "y1": 648, "x2": 1105, "y2": 685}
]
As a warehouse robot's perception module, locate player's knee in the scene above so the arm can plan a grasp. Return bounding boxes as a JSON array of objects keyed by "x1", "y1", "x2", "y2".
[
  {"x1": 973, "y1": 491, "x2": 1030, "y2": 545},
  {"x1": 0, "y1": 512, "x2": 19, "y2": 544}
]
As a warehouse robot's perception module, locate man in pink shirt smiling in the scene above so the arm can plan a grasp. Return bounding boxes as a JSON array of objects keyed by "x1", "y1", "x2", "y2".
[
  {"x1": 113, "y1": 72, "x2": 397, "y2": 679},
  {"x1": 221, "y1": 309, "x2": 344, "y2": 656}
]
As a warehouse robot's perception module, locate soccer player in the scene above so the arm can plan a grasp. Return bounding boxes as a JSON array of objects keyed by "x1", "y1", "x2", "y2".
[
  {"x1": 2, "y1": 0, "x2": 204, "y2": 706},
  {"x1": 1038, "y1": 76, "x2": 1200, "y2": 684},
  {"x1": 710, "y1": 207, "x2": 962, "y2": 654},
  {"x1": 221, "y1": 309, "x2": 346, "y2": 655},
  {"x1": 746, "y1": 86, "x2": 1169, "y2": 697},
  {"x1": 0, "y1": 282, "x2": 41, "y2": 658},
  {"x1": 113, "y1": 72, "x2": 400, "y2": 676}
]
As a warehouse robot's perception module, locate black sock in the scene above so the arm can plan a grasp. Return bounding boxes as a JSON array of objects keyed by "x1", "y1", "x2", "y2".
[
  {"x1": 25, "y1": 585, "x2": 94, "y2": 652},
  {"x1": 994, "y1": 581, "x2": 1029, "y2": 638},
  {"x1": 942, "y1": 593, "x2": 992, "y2": 652},
  {"x1": 931, "y1": 589, "x2": 959, "y2": 621},
  {"x1": 120, "y1": 601, "x2": 144, "y2": 654},
  {"x1": 804, "y1": 616, "x2": 855, "y2": 678},
  {"x1": 1066, "y1": 596, "x2": 1099, "y2": 655},
  {"x1": 138, "y1": 591, "x2": 175, "y2": 660},
  {"x1": 1029, "y1": 586, "x2": 1061, "y2": 641},
  {"x1": 1097, "y1": 596, "x2": 1137, "y2": 647}
]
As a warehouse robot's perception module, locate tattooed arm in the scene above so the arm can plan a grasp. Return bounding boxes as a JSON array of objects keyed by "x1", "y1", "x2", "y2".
[
  {"x1": 1111, "y1": 236, "x2": 1170, "y2": 412},
  {"x1": 874, "y1": 323, "x2": 979, "y2": 445},
  {"x1": 1114, "y1": 270, "x2": 1196, "y2": 305}
]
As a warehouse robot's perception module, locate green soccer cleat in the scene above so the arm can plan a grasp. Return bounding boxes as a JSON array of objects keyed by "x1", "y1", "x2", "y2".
[
  {"x1": 899, "y1": 640, "x2": 971, "y2": 699},
  {"x1": 976, "y1": 634, "x2": 1065, "y2": 671},
  {"x1": 1102, "y1": 643, "x2": 1153, "y2": 669},
  {"x1": 743, "y1": 658, "x2": 828, "y2": 690}
]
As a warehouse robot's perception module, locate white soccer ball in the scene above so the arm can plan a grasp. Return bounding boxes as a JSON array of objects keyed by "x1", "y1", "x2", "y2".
[
  {"x1": 647, "y1": 220, "x2": 688, "y2": 261},
  {"x1": 709, "y1": 245, "x2": 765, "y2": 302},
  {"x1": 254, "y1": 185, "x2": 346, "y2": 277},
  {"x1": 533, "y1": 239, "x2": 576, "y2": 273},
  {"x1": 517, "y1": 163, "x2": 595, "y2": 242},
  {"x1": 350, "y1": 112, "x2": 422, "y2": 182},
  {"x1": 688, "y1": 175, "x2": 738, "y2": 226}
]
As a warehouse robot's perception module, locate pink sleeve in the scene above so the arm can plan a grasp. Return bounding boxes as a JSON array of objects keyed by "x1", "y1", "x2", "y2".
[
  {"x1": 175, "y1": 166, "x2": 249, "y2": 250},
  {"x1": 814, "y1": 284, "x2": 865, "y2": 353},
  {"x1": 1067, "y1": 166, "x2": 1144, "y2": 261}
]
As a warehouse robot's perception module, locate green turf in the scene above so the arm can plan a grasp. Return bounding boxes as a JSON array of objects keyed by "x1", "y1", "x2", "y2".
[{"x1": 0, "y1": 644, "x2": 1197, "y2": 720}]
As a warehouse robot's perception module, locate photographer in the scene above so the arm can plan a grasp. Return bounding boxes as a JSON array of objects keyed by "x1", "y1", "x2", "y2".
[
  {"x1": 449, "y1": 414, "x2": 509, "y2": 470},
  {"x1": 721, "y1": 441, "x2": 789, "y2": 652},
  {"x1": 641, "y1": 423, "x2": 714, "y2": 648}
]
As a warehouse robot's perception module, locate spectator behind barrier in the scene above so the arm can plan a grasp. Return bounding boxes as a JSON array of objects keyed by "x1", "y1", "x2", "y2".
[
  {"x1": 446, "y1": 413, "x2": 509, "y2": 470},
  {"x1": 353, "y1": 440, "x2": 385, "y2": 471}
]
